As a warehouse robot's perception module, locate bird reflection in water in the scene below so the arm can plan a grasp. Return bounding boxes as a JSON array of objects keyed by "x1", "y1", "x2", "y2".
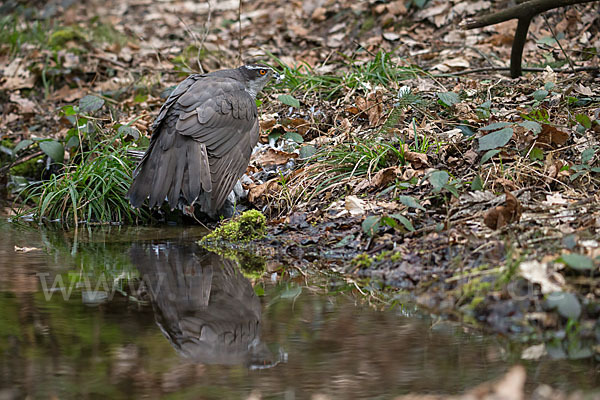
[{"x1": 130, "y1": 243, "x2": 282, "y2": 369}]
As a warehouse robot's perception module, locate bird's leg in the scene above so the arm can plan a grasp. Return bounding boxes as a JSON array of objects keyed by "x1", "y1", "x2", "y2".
[{"x1": 183, "y1": 204, "x2": 195, "y2": 217}]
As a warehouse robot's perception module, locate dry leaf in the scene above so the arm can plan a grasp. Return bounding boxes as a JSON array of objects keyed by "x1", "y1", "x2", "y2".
[
  {"x1": 519, "y1": 261, "x2": 563, "y2": 294},
  {"x1": 537, "y1": 124, "x2": 569, "y2": 148},
  {"x1": 14, "y1": 246, "x2": 40, "y2": 253},
  {"x1": 9, "y1": 92, "x2": 37, "y2": 113},
  {"x1": 354, "y1": 166, "x2": 401, "y2": 193},
  {"x1": 247, "y1": 179, "x2": 281, "y2": 204},
  {"x1": 366, "y1": 91, "x2": 383, "y2": 126},
  {"x1": 403, "y1": 144, "x2": 430, "y2": 169},
  {"x1": 484, "y1": 191, "x2": 522, "y2": 229},
  {"x1": 51, "y1": 85, "x2": 86, "y2": 102},
  {"x1": 345, "y1": 195, "x2": 367, "y2": 216},
  {"x1": 253, "y1": 148, "x2": 298, "y2": 167}
]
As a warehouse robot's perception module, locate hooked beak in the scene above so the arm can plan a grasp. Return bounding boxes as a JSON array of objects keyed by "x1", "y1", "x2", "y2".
[{"x1": 274, "y1": 71, "x2": 284, "y2": 83}]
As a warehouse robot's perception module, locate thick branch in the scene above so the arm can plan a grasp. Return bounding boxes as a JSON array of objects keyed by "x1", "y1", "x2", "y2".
[
  {"x1": 460, "y1": 0, "x2": 597, "y2": 29},
  {"x1": 510, "y1": 16, "x2": 532, "y2": 78}
]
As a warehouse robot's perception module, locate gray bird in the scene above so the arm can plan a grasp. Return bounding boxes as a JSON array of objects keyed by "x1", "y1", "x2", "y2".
[{"x1": 127, "y1": 64, "x2": 278, "y2": 218}]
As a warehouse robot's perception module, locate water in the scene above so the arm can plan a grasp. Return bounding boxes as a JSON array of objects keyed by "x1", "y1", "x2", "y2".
[{"x1": 0, "y1": 221, "x2": 598, "y2": 399}]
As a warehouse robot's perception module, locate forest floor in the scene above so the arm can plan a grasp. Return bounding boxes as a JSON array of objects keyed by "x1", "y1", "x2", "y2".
[{"x1": 1, "y1": 0, "x2": 600, "y2": 382}]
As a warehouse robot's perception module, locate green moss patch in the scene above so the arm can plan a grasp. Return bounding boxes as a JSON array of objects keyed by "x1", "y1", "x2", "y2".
[{"x1": 200, "y1": 210, "x2": 266, "y2": 244}]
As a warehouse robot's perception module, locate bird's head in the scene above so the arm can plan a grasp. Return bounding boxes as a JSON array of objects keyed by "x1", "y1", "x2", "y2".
[{"x1": 239, "y1": 64, "x2": 281, "y2": 98}]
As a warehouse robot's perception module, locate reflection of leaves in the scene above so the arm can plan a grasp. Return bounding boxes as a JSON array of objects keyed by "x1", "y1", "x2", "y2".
[
  {"x1": 559, "y1": 254, "x2": 595, "y2": 271},
  {"x1": 280, "y1": 285, "x2": 302, "y2": 299},
  {"x1": 546, "y1": 292, "x2": 581, "y2": 319}
]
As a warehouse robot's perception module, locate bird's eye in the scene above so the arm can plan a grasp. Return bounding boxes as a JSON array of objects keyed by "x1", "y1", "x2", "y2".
[{"x1": 259, "y1": 69, "x2": 267, "y2": 75}]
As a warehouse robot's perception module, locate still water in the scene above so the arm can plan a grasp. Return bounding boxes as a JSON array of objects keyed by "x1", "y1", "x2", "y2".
[{"x1": 0, "y1": 221, "x2": 597, "y2": 399}]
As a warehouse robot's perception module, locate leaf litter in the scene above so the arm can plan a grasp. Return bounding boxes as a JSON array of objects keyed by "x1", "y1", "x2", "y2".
[{"x1": 1, "y1": 0, "x2": 600, "y2": 393}]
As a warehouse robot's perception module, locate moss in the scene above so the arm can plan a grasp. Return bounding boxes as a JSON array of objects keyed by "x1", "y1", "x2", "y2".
[
  {"x1": 200, "y1": 210, "x2": 267, "y2": 244},
  {"x1": 48, "y1": 27, "x2": 85, "y2": 48},
  {"x1": 351, "y1": 253, "x2": 372, "y2": 268},
  {"x1": 460, "y1": 278, "x2": 492, "y2": 301},
  {"x1": 390, "y1": 251, "x2": 403, "y2": 262},
  {"x1": 10, "y1": 155, "x2": 44, "y2": 178},
  {"x1": 469, "y1": 296, "x2": 485, "y2": 309}
]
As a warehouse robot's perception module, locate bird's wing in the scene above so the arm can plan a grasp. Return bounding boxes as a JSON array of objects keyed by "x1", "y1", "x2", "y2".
[
  {"x1": 172, "y1": 76, "x2": 258, "y2": 157},
  {"x1": 168, "y1": 76, "x2": 258, "y2": 212},
  {"x1": 129, "y1": 75, "x2": 259, "y2": 213}
]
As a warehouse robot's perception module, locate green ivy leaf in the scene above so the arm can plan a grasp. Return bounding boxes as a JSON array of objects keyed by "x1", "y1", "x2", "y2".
[
  {"x1": 480, "y1": 149, "x2": 501, "y2": 164},
  {"x1": 278, "y1": 94, "x2": 300, "y2": 108},
  {"x1": 79, "y1": 95, "x2": 105, "y2": 114},
  {"x1": 429, "y1": 170, "x2": 449, "y2": 192},
  {"x1": 118, "y1": 125, "x2": 140, "y2": 141},
  {"x1": 38, "y1": 140, "x2": 64, "y2": 163},
  {"x1": 532, "y1": 89, "x2": 549, "y2": 101},
  {"x1": 470, "y1": 175, "x2": 484, "y2": 191},
  {"x1": 390, "y1": 214, "x2": 415, "y2": 231},
  {"x1": 13, "y1": 139, "x2": 33, "y2": 156},
  {"x1": 478, "y1": 127, "x2": 514, "y2": 151},
  {"x1": 299, "y1": 144, "x2": 317, "y2": 159},
  {"x1": 575, "y1": 113, "x2": 592, "y2": 130},
  {"x1": 397, "y1": 195, "x2": 425, "y2": 211},
  {"x1": 479, "y1": 122, "x2": 511, "y2": 131},
  {"x1": 283, "y1": 131, "x2": 303, "y2": 143},
  {"x1": 529, "y1": 147, "x2": 544, "y2": 161},
  {"x1": 581, "y1": 147, "x2": 596, "y2": 164},
  {"x1": 518, "y1": 120, "x2": 542, "y2": 134},
  {"x1": 436, "y1": 92, "x2": 460, "y2": 107},
  {"x1": 362, "y1": 215, "x2": 380, "y2": 237}
]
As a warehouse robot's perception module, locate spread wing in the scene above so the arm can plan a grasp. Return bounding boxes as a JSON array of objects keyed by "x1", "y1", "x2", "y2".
[{"x1": 128, "y1": 74, "x2": 259, "y2": 214}]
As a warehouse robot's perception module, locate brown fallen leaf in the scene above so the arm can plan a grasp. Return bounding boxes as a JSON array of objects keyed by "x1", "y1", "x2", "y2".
[
  {"x1": 247, "y1": 179, "x2": 281, "y2": 204},
  {"x1": 51, "y1": 85, "x2": 86, "y2": 102},
  {"x1": 484, "y1": 191, "x2": 522, "y2": 230},
  {"x1": 9, "y1": 92, "x2": 37, "y2": 114},
  {"x1": 403, "y1": 144, "x2": 430, "y2": 169},
  {"x1": 253, "y1": 148, "x2": 298, "y2": 167},
  {"x1": 537, "y1": 124, "x2": 569, "y2": 148},
  {"x1": 353, "y1": 166, "x2": 401, "y2": 193},
  {"x1": 367, "y1": 91, "x2": 384, "y2": 126}
]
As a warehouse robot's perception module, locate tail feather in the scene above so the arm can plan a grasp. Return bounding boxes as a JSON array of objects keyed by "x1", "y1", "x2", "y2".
[{"x1": 128, "y1": 135, "x2": 213, "y2": 212}]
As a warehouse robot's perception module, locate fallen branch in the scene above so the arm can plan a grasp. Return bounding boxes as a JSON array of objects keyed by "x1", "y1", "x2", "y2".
[
  {"x1": 460, "y1": 0, "x2": 598, "y2": 78},
  {"x1": 431, "y1": 65, "x2": 600, "y2": 77}
]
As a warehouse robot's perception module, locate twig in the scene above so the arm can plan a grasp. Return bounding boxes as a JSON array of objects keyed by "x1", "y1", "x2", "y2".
[
  {"x1": 431, "y1": 65, "x2": 599, "y2": 77},
  {"x1": 238, "y1": 0, "x2": 243, "y2": 65},
  {"x1": 90, "y1": 54, "x2": 128, "y2": 70},
  {"x1": 542, "y1": 14, "x2": 576, "y2": 74},
  {"x1": 460, "y1": 0, "x2": 597, "y2": 77},
  {"x1": 0, "y1": 151, "x2": 44, "y2": 175}
]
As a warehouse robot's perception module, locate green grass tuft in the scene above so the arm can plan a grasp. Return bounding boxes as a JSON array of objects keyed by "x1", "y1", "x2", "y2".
[{"x1": 16, "y1": 141, "x2": 148, "y2": 225}]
